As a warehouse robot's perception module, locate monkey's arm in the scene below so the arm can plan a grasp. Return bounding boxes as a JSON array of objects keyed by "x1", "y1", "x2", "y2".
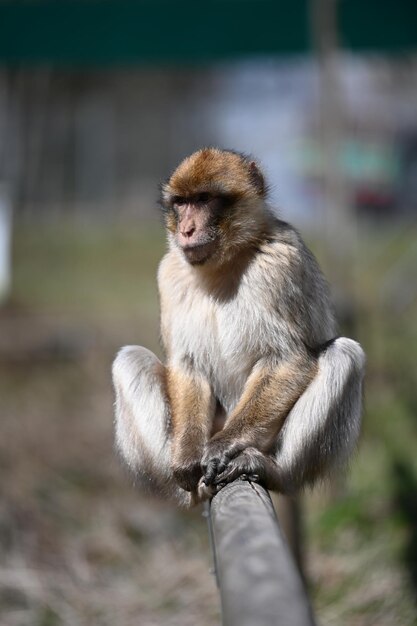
[
  {"x1": 202, "y1": 337, "x2": 365, "y2": 496},
  {"x1": 201, "y1": 351, "x2": 318, "y2": 484},
  {"x1": 167, "y1": 366, "x2": 215, "y2": 492}
]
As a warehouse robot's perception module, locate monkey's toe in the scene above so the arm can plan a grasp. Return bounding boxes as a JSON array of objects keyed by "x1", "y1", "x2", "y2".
[
  {"x1": 196, "y1": 477, "x2": 217, "y2": 502},
  {"x1": 238, "y1": 473, "x2": 260, "y2": 483}
]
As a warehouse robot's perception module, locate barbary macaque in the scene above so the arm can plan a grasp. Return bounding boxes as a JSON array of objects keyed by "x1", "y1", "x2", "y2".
[{"x1": 112, "y1": 148, "x2": 365, "y2": 506}]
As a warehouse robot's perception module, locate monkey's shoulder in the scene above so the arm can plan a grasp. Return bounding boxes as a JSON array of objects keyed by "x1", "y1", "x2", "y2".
[
  {"x1": 260, "y1": 220, "x2": 315, "y2": 261},
  {"x1": 253, "y1": 223, "x2": 319, "y2": 284},
  {"x1": 263, "y1": 220, "x2": 332, "y2": 283},
  {"x1": 251, "y1": 224, "x2": 336, "y2": 341}
]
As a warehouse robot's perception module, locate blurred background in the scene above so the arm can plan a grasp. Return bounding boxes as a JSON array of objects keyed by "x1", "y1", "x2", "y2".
[{"x1": 0, "y1": 1, "x2": 416, "y2": 625}]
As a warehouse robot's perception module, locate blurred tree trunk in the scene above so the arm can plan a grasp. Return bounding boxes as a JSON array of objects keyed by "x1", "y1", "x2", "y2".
[
  {"x1": 278, "y1": 3, "x2": 354, "y2": 559},
  {"x1": 311, "y1": 0, "x2": 357, "y2": 496},
  {"x1": 0, "y1": 71, "x2": 17, "y2": 303},
  {"x1": 311, "y1": 0, "x2": 359, "y2": 305}
]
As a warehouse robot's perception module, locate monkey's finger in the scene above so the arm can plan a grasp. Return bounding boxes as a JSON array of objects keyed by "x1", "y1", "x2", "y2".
[
  {"x1": 238, "y1": 473, "x2": 260, "y2": 483},
  {"x1": 203, "y1": 459, "x2": 219, "y2": 485},
  {"x1": 215, "y1": 445, "x2": 243, "y2": 474},
  {"x1": 213, "y1": 445, "x2": 239, "y2": 474},
  {"x1": 214, "y1": 448, "x2": 262, "y2": 484},
  {"x1": 213, "y1": 463, "x2": 243, "y2": 485},
  {"x1": 204, "y1": 453, "x2": 234, "y2": 483},
  {"x1": 216, "y1": 456, "x2": 230, "y2": 475}
]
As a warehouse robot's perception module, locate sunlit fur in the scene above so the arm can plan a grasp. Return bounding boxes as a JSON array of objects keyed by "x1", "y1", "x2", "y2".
[{"x1": 113, "y1": 148, "x2": 365, "y2": 506}]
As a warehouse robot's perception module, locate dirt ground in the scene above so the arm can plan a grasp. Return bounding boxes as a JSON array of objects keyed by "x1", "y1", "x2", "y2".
[{"x1": 0, "y1": 312, "x2": 221, "y2": 626}]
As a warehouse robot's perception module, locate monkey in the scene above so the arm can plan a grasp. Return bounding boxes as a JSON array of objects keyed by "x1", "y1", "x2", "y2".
[{"x1": 112, "y1": 148, "x2": 365, "y2": 507}]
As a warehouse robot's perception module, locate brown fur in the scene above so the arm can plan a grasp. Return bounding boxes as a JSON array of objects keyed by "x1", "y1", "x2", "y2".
[
  {"x1": 163, "y1": 148, "x2": 265, "y2": 202},
  {"x1": 214, "y1": 357, "x2": 319, "y2": 451},
  {"x1": 166, "y1": 367, "x2": 215, "y2": 491},
  {"x1": 161, "y1": 149, "x2": 272, "y2": 268}
]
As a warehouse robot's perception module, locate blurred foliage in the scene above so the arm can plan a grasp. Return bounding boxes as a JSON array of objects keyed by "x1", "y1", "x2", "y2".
[
  {"x1": 11, "y1": 220, "x2": 165, "y2": 323},
  {"x1": 307, "y1": 221, "x2": 417, "y2": 624},
  {"x1": 1, "y1": 221, "x2": 219, "y2": 626},
  {"x1": 1, "y1": 219, "x2": 416, "y2": 625}
]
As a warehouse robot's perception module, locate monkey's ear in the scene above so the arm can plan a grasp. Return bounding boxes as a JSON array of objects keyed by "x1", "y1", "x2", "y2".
[{"x1": 249, "y1": 161, "x2": 265, "y2": 197}]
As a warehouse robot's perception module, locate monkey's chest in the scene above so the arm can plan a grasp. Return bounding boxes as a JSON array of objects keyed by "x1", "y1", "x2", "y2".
[
  {"x1": 211, "y1": 310, "x2": 262, "y2": 409},
  {"x1": 171, "y1": 294, "x2": 277, "y2": 411}
]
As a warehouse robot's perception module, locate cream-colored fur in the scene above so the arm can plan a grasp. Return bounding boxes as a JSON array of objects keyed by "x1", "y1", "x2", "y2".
[
  {"x1": 113, "y1": 148, "x2": 365, "y2": 505},
  {"x1": 113, "y1": 220, "x2": 365, "y2": 504}
]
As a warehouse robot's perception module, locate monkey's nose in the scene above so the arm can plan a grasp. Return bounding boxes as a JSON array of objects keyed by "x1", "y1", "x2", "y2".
[{"x1": 180, "y1": 225, "x2": 196, "y2": 238}]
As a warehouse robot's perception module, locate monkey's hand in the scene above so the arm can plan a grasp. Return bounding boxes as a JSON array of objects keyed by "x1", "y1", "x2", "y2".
[
  {"x1": 212, "y1": 447, "x2": 271, "y2": 488},
  {"x1": 201, "y1": 434, "x2": 247, "y2": 486}
]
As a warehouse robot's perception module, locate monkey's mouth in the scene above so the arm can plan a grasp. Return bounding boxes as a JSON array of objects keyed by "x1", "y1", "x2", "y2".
[{"x1": 181, "y1": 240, "x2": 216, "y2": 265}]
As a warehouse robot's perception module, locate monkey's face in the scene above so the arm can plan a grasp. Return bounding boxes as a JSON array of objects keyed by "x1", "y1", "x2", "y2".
[
  {"x1": 161, "y1": 148, "x2": 266, "y2": 266},
  {"x1": 165, "y1": 193, "x2": 228, "y2": 265}
]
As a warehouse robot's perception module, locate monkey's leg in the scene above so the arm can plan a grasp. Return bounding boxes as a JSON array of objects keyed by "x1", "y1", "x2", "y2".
[
  {"x1": 112, "y1": 346, "x2": 191, "y2": 507},
  {"x1": 210, "y1": 337, "x2": 365, "y2": 494},
  {"x1": 167, "y1": 367, "x2": 215, "y2": 492}
]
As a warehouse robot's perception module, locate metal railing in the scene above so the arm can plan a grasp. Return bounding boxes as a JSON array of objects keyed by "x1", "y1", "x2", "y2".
[{"x1": 206, "y1": 481, "x2": 316, "y2": 626}]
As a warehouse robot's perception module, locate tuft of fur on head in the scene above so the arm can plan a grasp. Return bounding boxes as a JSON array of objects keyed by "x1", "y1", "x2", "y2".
[
  {"x1": 162, "y1": 148, "x2": 267, "y2": 202},
  {"x1": 160, "y1": 148, "x2": 272, "y2": 265}
]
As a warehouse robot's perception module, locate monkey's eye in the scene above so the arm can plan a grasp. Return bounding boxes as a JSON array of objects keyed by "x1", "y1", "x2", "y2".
[
  {"x1": 196, "y1": 192, "x2": 211, "y2": 203},
  {"x1": 172, "y1": 196, "x2": 185, "y2": 206}
]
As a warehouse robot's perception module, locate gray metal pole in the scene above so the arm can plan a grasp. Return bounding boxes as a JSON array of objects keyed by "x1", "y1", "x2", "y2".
[{"x1": 209, "y1": 481, "x2": 316, "y2": 626}]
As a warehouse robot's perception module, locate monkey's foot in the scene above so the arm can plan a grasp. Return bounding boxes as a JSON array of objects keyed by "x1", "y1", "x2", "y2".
[
  {"x1": 195, "y1": 478, "x2": 217, "y2": 503},
  {"x1": 172, "y1": 458, "x2": 203, "y2": 492}
]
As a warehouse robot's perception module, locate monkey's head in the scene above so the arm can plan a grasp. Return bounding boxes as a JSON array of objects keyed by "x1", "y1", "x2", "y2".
[{"x1": 160, "y1": 148, "x2": 268, "y2": 266}]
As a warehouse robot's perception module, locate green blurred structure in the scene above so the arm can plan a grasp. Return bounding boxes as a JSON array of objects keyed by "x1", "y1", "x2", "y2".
[{"x1": 0, "y1": 0, "x2": 416, "y2": 66}]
